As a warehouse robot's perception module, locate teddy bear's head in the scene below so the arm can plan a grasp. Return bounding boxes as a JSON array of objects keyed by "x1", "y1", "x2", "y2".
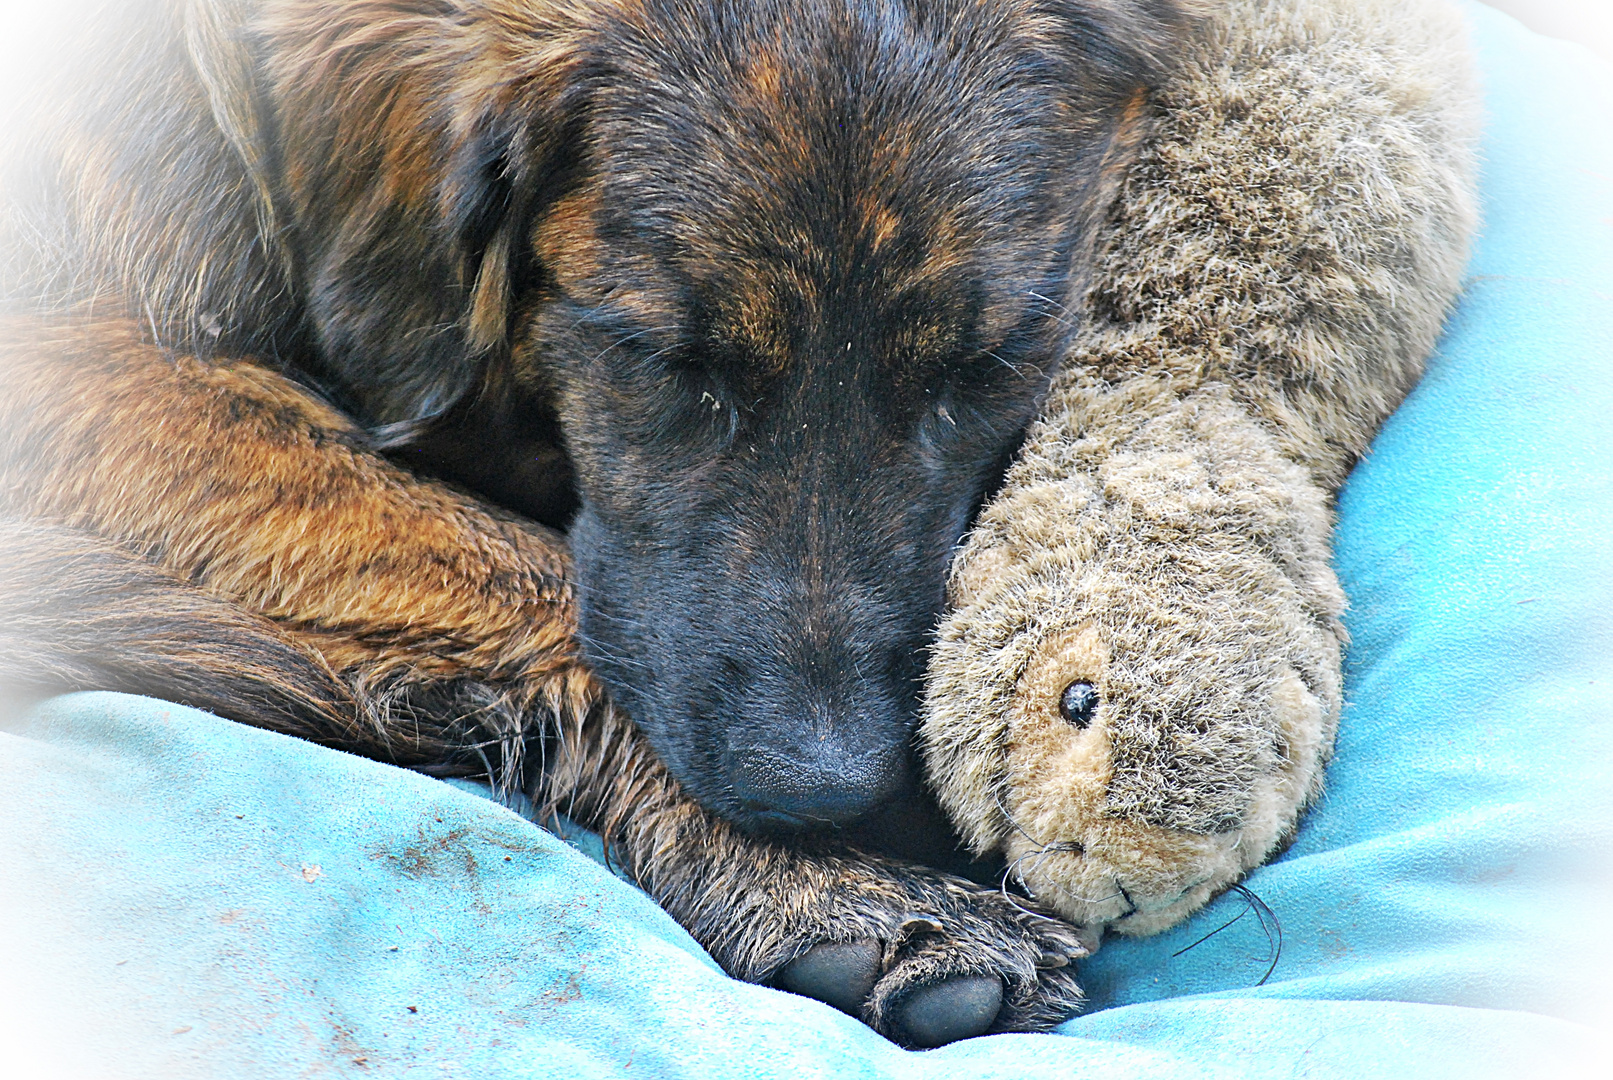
[
  {"x1": 922, "y1": 383, "x2": 1345, "y2": 941},
  {"x1": 989, "y1": 623, "x2": 1333, "y2": 938}
]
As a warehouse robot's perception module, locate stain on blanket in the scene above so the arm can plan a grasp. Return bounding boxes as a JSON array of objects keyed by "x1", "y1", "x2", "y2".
[
  {"x1": 369, "y1": 813, "x2": 550, "y2": 887},
  {"x1": 372, "y1": 818, "x2": 477, "y2": 880}
]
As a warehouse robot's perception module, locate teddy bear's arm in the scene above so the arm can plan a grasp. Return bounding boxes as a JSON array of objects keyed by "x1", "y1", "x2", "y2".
[{"x1": 924, "y1": 0, "x2": 1481, "y2": 939}]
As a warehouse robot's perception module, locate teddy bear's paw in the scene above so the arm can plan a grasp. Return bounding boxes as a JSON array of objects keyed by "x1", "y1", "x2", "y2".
[{"x1": 769, "y1": 862, "x2": 1087, "y2": 1047}]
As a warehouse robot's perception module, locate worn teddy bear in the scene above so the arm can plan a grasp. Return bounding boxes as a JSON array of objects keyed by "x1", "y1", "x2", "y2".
[{"x1": 923, "y1": 0, "x2": 1481, "y2": 942}]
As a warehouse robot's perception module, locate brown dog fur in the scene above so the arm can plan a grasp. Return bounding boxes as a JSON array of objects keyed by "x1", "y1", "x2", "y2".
[
  {"x1": 0, "y1": 0, "x2": 1197, "y2": 1045},
  {"x1": 0, "y1": 312, "x2": 1090, "y2": 1044}
]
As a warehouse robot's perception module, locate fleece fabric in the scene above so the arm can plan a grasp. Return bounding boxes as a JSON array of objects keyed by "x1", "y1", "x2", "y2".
[{"x1": 1, "y1": 2, "x2": 1610, "y2": 1076}]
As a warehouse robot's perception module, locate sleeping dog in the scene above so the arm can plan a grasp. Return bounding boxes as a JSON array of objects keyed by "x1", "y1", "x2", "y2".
[{"x1": 0, "y1": 0, "x2": 1185, "y2": 1046}]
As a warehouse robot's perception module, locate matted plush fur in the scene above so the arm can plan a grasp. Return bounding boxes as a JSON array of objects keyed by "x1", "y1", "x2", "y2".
[{"x1": 923, "y1": 0, "x2": 1481, "y2": 939}]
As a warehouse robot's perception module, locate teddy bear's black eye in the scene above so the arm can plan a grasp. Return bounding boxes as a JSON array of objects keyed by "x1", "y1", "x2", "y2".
[{"x1": 1059, "y1": 681, "x2": 1098, "y2": 728}]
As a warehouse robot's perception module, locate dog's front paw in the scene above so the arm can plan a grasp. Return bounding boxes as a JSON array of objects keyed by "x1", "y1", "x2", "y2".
[{"x1": 768, "y1": 859, "x2": 1087, "y2": 1047}]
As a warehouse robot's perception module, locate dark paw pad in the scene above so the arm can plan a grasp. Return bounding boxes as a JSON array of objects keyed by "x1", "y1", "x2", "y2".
[
  {"x1": 893, "y1": 975, "x2": 1003, "y2": 1048},
  {"x1": 776, "y1": 939, "x2": 882, "y2": 1015}
]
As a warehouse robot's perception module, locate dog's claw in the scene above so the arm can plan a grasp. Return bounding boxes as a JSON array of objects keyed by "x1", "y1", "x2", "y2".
[
  {"x1": 893, "y1": 975, "x2": 1003, "y2": 1048},
  {"x1": 776, "y1": 940, "x2": 882, "y2": 1015}
]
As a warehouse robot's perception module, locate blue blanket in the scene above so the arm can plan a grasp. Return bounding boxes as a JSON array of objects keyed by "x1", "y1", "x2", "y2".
[{"x1": 2, "y1": 3, "x2": 1610, "y2": 1076}]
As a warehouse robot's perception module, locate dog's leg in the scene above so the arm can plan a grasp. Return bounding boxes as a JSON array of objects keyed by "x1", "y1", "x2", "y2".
[
  {"x1": 0, "y1": 314, "x2": 1088, "y2": 1043},
  {"x1": 0, "y1": 313, "x2": 594, "y2": 781}
]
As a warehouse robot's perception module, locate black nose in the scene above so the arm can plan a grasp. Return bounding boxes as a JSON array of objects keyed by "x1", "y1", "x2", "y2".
[{"x1": 728, "y1": 741, "x2": 907, "y2": 829}]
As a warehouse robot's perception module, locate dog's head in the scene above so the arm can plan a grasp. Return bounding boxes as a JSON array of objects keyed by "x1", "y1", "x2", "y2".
[{"x1": 268, "y1": 0, "x2": 1186, "y2": 839}]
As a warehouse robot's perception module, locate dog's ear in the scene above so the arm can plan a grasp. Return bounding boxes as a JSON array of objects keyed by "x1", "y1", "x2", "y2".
[
  {"x1": 1011, "y1": 0, "x2": 1199, "y2": 253},
  {"x1": 1025, "y1": 0, "x2": 1198, "y2": 92},
  {"x1": 260, "y1": 0, "x2": 598, "y2": 438},
  {"x1": 184, "y1": 0, "x2": 291, "y2": 284},
  {"x1": 1032, "y1": 0, "x2": 1200, "y2": 85}
]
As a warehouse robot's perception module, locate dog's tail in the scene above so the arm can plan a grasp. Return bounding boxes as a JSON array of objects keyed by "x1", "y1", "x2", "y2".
[{"x1": 0, "y1": 517, "x2": 363, "y2": 746}]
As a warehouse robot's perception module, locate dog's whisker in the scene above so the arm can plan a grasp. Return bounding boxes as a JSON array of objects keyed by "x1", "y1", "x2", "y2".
[
  {"x1": 584, "y1": 608, "x2": 653, "y2": 632},
  {"x1": 1025, "y1": 289, "x2": 1076, "y2": 316},
  {"x1": 635, "y1": 342, "x2": 684, "y2": 367},
  {"x1": 999, "y1": 851, "x2": 1048, "y2": 917},
  {"x1": 574, "y1": 631, "x2": 654, "y2": 672},
  {"x1": 1027, "y1": 305, "x2": 1076, "y2": 330},
  {"x1": 584, "y1": 325, "x2": 680, "y2": 365},
  {"x1": 993, "y1": 785, "x2": 1048, "y2": 847}
]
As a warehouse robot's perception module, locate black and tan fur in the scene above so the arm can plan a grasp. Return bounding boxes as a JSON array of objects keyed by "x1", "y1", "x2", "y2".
[
  {"x1": 0, "y1": 315, "x2": 1087, "y2": 1046},
  {"x1": 0, "y1": 0, "x2": 1187, "y2": 1045}
]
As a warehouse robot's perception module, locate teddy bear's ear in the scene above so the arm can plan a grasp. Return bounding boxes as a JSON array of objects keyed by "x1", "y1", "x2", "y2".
[{"x1": 258, "y1": 0, "x2": 600, "y2": 440}]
